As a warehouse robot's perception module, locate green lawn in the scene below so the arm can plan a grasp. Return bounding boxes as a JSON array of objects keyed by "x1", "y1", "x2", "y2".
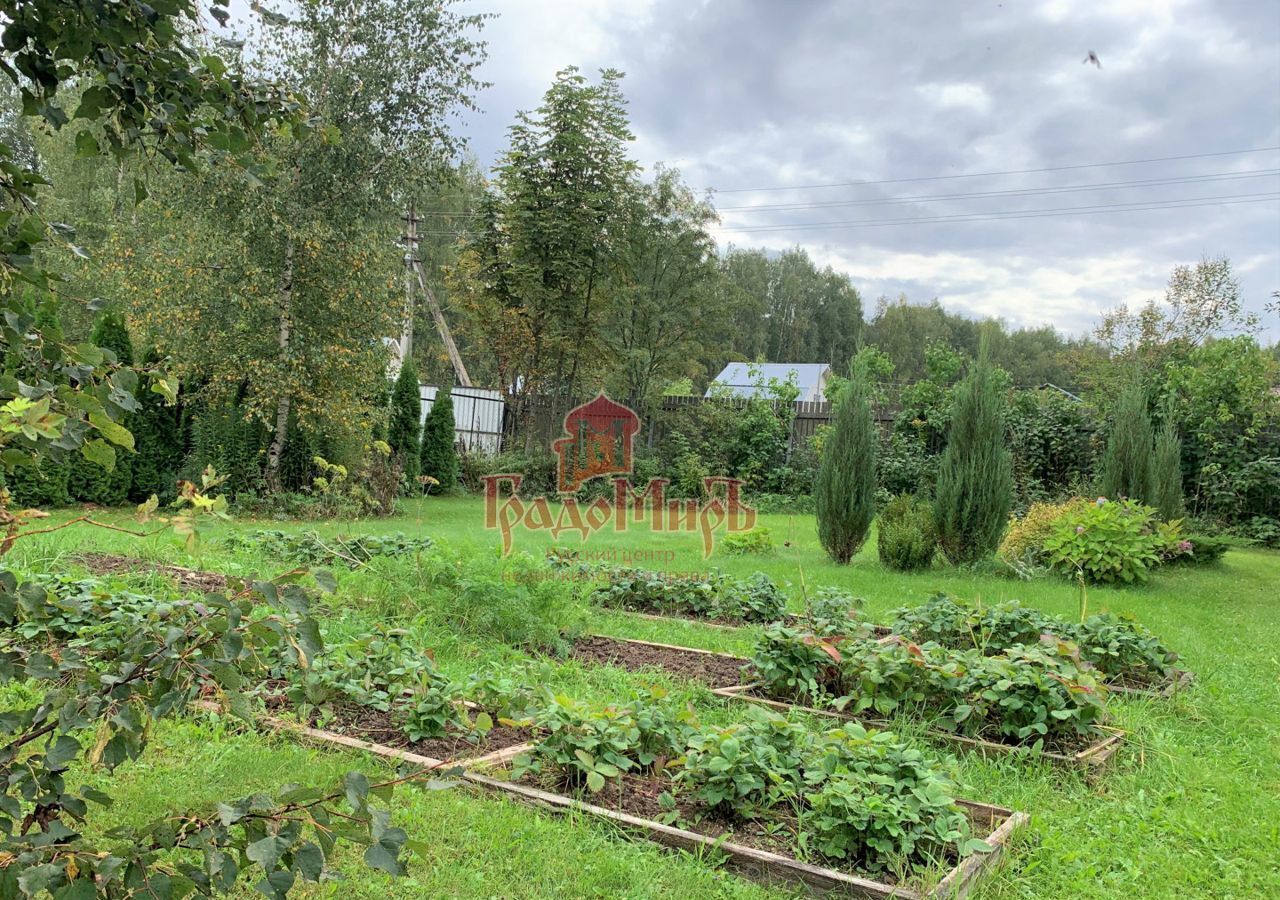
[{"x1": 6, "y1": 496, "x2": 1279, "y2": 898}]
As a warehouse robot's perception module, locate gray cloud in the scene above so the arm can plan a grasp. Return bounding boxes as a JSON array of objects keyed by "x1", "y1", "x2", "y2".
[{"x1": 456, "y1": 0, "x2": 1280, "y2": 338}]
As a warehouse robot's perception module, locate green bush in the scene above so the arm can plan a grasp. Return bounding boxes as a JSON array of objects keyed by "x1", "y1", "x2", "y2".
[
  {"x1": 1166, "y1": 533, "x2": 1231, "y2": 565},
  {"x1": 876, "y1": 494, "x2": 937, "y2": 571},
  {"x1": 934, "y1": 340, "x2": 1013, "y2": 564},
  {"x1": 815, "y1": 358, "x2": 877, "y2": 564},
  {"x1": 721, "y1": 526, "x2": 775, "y2": 555},
  {"x1": 419, "y1": 386, "x2": 459, "y2": 493},
  {"x1": 1043, "y1": 498, "x2": 1165, "y2": 583},
  {"x1": 387, "y1": 360, "x2": 422, "y2": 490},
  {"x1": 1151, "y1": 406, "x2": 1184, "y2": 520},
  {"x1": 1100, "y1": 377, "x2": 1154, "y2": 505}
]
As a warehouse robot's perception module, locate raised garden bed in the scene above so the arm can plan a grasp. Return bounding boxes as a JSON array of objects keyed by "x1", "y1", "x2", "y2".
[
  {"x1": 569, "y1": 634, "x2": 748, "y2": 689},
  {"x1": 77, "y1": 552, "x2": 228, "y2": 593},
  {"x1": 711, "y1": 684, "x2": 1124, "y2": 770},
  {"x1": 622, "y1": 609, "x2": 894, "y2": 639},
  {"x1": 194, "y1": 697, "x2": 531, "y2": 769},
  {"x1": 470, "y1": 767, "x2": 1026, "y2": 899}
]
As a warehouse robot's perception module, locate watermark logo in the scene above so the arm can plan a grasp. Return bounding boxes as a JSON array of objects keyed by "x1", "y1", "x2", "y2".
[
  {"x1": 483, "y1": 393, "x2": 755, "y2": 557},
  {"x1": 551, "y1": 393, "x2": 639, "y2": 492}
]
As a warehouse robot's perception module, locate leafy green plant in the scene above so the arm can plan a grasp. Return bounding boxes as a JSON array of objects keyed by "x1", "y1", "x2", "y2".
[
  {"x1": 889, "y1": 595, "x2": 1179, "y2": 687},
  {"x1": 750, "y1": 623, "x2": 849, "y2": 703},
  {"x1": 676, "y1": 707, "x2": 811, "y2": 816},
  {"x1": 799, "y1": 587, "x2": 865, "y2": 637},
  {"x1": 1043, "y1": 498, "x2": 1165, "y2": 583},
  {"x1": 876, "y1": 493, "x2": 937, "y2": 572},
  {"x1": 402, "y1": 673, "x2": 472, "y2": 742},
  {"x1": 734, "y1": 572, "x2": 788, "y2": 622},
  {"x1": 513, "y1": 693, "x2": 685, "y2": 792},
  {"x1": 226, "y1": 529, "x2": 434, "y2": 567},
  {"x1": 800, "y1": 723, "x2": 977, "y2": 870},
  {"x1": 721, "y1": 526, "x2": 776, "y2": 555}
]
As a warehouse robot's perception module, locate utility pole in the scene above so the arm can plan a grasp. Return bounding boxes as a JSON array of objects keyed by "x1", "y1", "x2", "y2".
[
  {"x1": 400, "y1": 202, "x2": 473, "y2": 388},
  {"x1": 397, "y1": 203, "x2": 418, "y2": 373}
]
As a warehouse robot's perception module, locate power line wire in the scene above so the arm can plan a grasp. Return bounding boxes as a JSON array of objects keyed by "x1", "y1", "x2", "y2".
[
  {"x1": 716, "y1": 169, "x2": 1280, "y2": 213},
  {"x1": 708, "y1": 191, "x2": 1280, "y2": 233},
  {"x1": 704, "y1": 145, "x2": 1280, "y2": 194}
]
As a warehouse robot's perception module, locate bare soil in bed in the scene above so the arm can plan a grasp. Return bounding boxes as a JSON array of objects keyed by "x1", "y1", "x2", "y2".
[
  {"x1": 77, "y1": 552, "x2": 228, "y2": 593},
  {"x1": 258, "y1": 689, "x2": 531, "y2": 761},
  {"x1": 569, "y1": 635, "x2": 747, "y2": 688}
]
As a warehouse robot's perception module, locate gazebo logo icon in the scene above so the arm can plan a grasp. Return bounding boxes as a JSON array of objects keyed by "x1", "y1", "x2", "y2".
[{"x1": 552, "y1": 393, "x2": 641, "y2": 493}]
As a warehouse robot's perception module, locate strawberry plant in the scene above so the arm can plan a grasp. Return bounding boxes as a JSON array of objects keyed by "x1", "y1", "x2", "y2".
[
  {"x1": 889, "y1": 595, "x2": 1178, "y2": 686},
  {"x1": 589, "y1": 565, "x2": 787, "y2": 623},
  {"x1": 751, "y1": 623, "x2": 850, "y2": 703},
  {"x1": 676, "y1": 707, "x2": 811, "y2": 816},
  {"x1": 798, "y1": 587, "x2": 866, "y2": 637},
  {"x1": 225, "y1": 529, "x2": 434, "y2": 568},
  {"x1": 799, "y1": 723, "x2": 979, "y2": 870}
]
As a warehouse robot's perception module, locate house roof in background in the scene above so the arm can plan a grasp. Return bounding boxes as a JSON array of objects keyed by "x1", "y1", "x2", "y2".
[{"x1": 707, "y1": 363, "x2": 831, "y2": 399}]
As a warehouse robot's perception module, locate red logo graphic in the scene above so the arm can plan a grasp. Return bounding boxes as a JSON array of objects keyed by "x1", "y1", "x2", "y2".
[{"x1": 552, "y1": 393, "x2": 641, "y2": 493}]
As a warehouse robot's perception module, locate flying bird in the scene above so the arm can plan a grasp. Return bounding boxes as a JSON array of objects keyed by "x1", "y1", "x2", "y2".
[{"x1": 1083, "y1": 51, "x2": 1102, "y2": 68}]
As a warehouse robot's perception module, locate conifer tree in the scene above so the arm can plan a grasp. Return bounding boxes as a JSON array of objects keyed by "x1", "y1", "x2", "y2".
[
  {"x1": 419, "y1": 386, "x2": 459, "y2": 492},
  {"x1": 1151, "y1": 400, "x2": 1184, "y2": 520},
  {"x1": 815, "y1": 357, "x2": 876, "y2": 564},
  {"x1": 934, "y1": 339, "x2": 1013, "y2": 564},
  {"x1": 387, "y1": 360, "x2": 422, "y2": 489},
  {"x1": 1100, "y1": 376, "x2": 1154, "y2": 504}
]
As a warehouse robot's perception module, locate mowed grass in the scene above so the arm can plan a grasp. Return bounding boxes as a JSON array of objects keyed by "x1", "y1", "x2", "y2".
[{"x1": 5, "y1": 496, "x2": 1280, "y2": 898}]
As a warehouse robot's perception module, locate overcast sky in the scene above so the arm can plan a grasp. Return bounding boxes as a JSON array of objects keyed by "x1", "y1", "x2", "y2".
[{"x1": 448, "y1": 0, "x2": 1280, "y2": 340}]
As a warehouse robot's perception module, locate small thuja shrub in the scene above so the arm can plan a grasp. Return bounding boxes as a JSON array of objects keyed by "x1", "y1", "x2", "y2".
[
  {"x1": 387, "y1": 359, "x2": 422, "y2": 490},
  {"x1": 1043, "y1": 497, "x2": 1167, "y2": 584},
  {"x1": 815, "y1": 357, "x2": 876, "y2": 564},
  {"x1": 876, "y1": 493, "x2": 937, "y2": 572},
  {"x1": 419, "y1": 386, "x2": 459, "y2": 493},
  {"x1": 1100, "y1": 376, "x2": 1154, "y2": 505},
  {"x1": 934, "y1": 339, "x2": 1013, "y2": 565}
]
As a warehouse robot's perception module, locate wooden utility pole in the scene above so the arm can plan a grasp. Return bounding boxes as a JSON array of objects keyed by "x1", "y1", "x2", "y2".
[{"x1": 400, "y1": 203, "x2": 472, "y2": 387}]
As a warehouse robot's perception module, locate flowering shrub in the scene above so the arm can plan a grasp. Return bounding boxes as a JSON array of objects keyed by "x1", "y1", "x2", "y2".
[
  {"x1": 998, "y1": 498, "x2": 1089, "y2": 567},
  {"x1": 1042, "y1": 498, "x2": 1168, "y2": 584}
]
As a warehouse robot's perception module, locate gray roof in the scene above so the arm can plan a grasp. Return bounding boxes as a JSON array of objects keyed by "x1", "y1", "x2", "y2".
[{"x1": 707, "y1": 363, "x2": 831, "y2": 399}]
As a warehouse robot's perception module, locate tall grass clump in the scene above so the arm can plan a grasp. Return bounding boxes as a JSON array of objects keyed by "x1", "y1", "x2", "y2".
[
  {"x1": 815, "y1": 357, "x2": 876, "y2": 564},
  {"x1": 934, "y1": 338, "x2": 1012, "y2": 565}
]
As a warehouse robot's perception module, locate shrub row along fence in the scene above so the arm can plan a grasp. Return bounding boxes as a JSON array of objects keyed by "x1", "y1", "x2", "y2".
[{"x1": 500, "y1": 389, "x2": 905, "y2": 455}]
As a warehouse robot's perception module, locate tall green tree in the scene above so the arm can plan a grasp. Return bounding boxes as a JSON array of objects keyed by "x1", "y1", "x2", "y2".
[
  {"x1": 934, "y1": 339, "x2": 1013, "y2": 564},
  {"x1": 388, "y1": 360, "x2": 422, "y2": 489},
  {"x1": 815, "y1": 358, "x2": 876, "y2": 564},
  {"x1": 1151, "y1": 401, "x2": 1184, "y2": 520},
  {"x1": 454, "y1": 67, "x2": 637, "y2": 418},
  {"x1": 419, "y1": 386, "x2": 458, "y2": 491},
  {"x1": 1100, "y1": 376, "x2": 1154, "y2": 504},
  {"x1": 604, "y1": 167, "x2": 725, "y2": 415},
  {"x1": 111, "y1": 0, "x2": 487, "y2": 492},
  {"x1": 1, "y1": 1, "x2": 412, "y2": 893}
]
